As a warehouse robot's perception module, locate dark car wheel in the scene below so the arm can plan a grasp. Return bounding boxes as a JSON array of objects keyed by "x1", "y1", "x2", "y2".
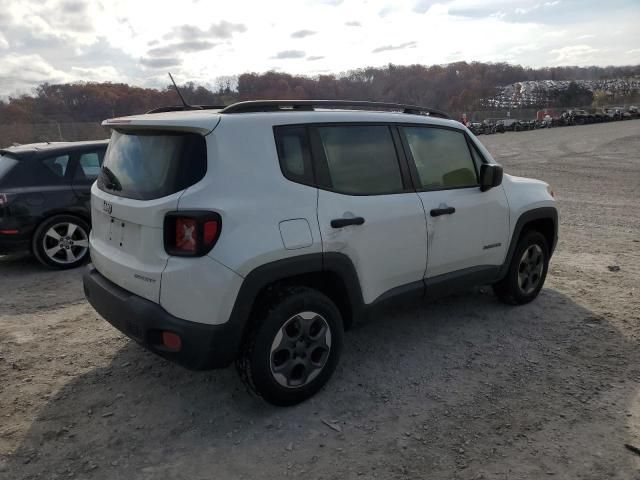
[
  {"x1": 237, "y1": 286, "x2": 344, "y2": 406},
  {"x1": 32, "y1": 214, "x2": 90, "y2": 269},
  {"x1": 493, "y1": 231, "x2": 549, "y2": 305}
]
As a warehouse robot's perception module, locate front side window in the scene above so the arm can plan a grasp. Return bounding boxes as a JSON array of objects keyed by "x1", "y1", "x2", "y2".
[
  {"x1": 404, "y1": 127, "x2": 477, "y2": 190},
  {"x1": 316, "y1": 125, "x2": 403, "y2": 195}
]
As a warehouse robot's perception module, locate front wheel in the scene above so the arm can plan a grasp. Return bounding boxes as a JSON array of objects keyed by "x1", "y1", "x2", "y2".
[
  {"x1": 237, "y1": 286, "x2": 344, "y2": 406},
  {"x1": 32, "y1": 215, "x2": 90, "y2": 269},
  {"x1": 493, "y1": 231, "x2": 549, "y2": 305}
]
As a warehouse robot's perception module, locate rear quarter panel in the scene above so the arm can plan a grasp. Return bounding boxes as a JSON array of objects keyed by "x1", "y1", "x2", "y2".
[{"x1": 176, "y1": 115, "x2": 322, "y2": 277}]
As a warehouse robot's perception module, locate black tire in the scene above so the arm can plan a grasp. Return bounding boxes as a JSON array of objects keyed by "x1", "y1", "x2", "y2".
[
  {"x1": 236, "y1": 286, "x2": 344, "y2": 406},
  {"x1": 493, "y1": 231, "x2": 549, "y2": 305},
  {"x1": 32, "y1": 214, "x2": 91, "y2": 269}
]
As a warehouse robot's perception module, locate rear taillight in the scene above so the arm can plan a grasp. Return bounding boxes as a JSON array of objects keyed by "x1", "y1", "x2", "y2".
[
  {"x1": 164, "y1": 211, "x2": 222, "y2": 257},
  {"x1": 0, "y1": 194, "x2": 9, "y2": 206},
  {"x1": 175, "y1": 218, "x2": 197, "y2": 253}
]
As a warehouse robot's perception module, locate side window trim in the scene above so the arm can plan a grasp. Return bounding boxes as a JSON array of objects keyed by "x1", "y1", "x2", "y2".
[
  {"x1": 389, "y1": 126, "x2": 413, "y2": 191},
  {"x1": 308, "y1": 126, "x2": 332, "y2": 189},
  {"x1": 67, "y1": 151, "x2": 80, "y2": 184},
  {"x1": 465, "y1": 135, "x2": 488, "y2": 176},
  {"x1": 398, "y1": 125, "x2": 481, "y2": 193},
  {"x1": 396, "y1": 126, "x2": 422, "y2": 192}
]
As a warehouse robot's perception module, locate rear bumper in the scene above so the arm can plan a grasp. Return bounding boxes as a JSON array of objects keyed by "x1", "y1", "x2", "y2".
[{"x1": 83, "y1": 265, "x2": 240, "y2": 369}]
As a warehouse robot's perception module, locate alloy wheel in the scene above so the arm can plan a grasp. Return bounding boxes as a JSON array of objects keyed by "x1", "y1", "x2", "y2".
[
  {"x1": 42, "y1": 222, "x2": 89, "y2": 265},
  {"x1": 517, "y1": 244, "x2": 544, "y2": 295},
  {"x1": 269, "y1": 311, "x2": 332, "y2": 388}
]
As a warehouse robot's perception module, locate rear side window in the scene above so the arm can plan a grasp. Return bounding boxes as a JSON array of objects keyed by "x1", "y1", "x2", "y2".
[
  {"x1": 0, "y1": 155, "x2": 18, "y2": 186},
  {"x1": 404, "y1": 127, "x2": 478, "y2": 190},
  {"x1": 274, "y1": 126, "x2": 314, "y2": 185},
  {"x1": 74, "y1": 150, "x2": 105, "y2": 182},
  {"x1": 1, "y1": 153, "x2": 72, "y2": 187},
  {"x1": 42, "y1": 155, "x2": 70, "y2": 180},
  {"x1": 98, "y1": 131, "x2": 206, "y2": 200},
  {"x1": 316, "y1": 125, "x2": 403, "y2": 195}
]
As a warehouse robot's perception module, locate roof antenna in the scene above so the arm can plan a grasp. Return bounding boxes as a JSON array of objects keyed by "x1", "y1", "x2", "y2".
[{"x1": 168, "y1": 72, "x2": 199, "y2": 110}]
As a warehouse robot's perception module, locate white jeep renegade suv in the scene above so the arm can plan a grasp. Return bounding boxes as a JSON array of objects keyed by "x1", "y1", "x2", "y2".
[{"x1": 83, "y1": 100, "x2": 558, "y2": 406}]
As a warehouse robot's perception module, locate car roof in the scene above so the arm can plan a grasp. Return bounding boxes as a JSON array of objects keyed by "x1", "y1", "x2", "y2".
[
  {"x1": 0, "y1": 140, "x2": 109, "y2": 160},
  {"x1": 102, "y1": 100, "x2": 457, "y2": 133}
]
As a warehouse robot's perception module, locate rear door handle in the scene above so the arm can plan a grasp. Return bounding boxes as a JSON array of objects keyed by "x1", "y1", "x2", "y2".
[
  {"x1": 331, "y1": 217, "x2": 365, "y2": 228},
  {"x1": 430, "y1": 207, "x2": 456, "y2": 217}
]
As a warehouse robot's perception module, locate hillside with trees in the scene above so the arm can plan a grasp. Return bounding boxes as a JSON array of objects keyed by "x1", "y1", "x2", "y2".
[{"x1": 0, "y1": 62, "x2": 638, "y2": 145}]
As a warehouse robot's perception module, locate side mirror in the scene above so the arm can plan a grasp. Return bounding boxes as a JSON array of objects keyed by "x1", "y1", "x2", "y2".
[{"x1": 480, "y1": 164, "x2": 503, "y2": 192}]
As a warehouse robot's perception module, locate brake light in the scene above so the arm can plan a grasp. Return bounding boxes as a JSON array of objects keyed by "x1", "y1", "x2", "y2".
[
  {"x1": 0, "y1": 193, "x2": 8, "y2": 206},
  {"x1": 164, "y1": 211, "x2": 222, "y2": 257},
  {"x1": 175, "y1": 218, "x2": 197, "y2": 253},
  {"x1": 203, "y1": 220, "x2": 219, "y2": 245}
]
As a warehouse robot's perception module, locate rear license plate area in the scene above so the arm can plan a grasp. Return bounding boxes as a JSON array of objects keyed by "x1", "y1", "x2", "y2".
[{"x1": 107, "y1": 217, "x2": 127, "y2": 248}]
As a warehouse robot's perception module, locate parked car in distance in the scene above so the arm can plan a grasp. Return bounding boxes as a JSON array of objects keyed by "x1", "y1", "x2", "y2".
[
  {"x1": 568, "y1": 109, "x2": 592, "y2": 125},
  {"x1": 601, "y1": 107, "x2": 622, "y2": 121},
  {"x1": 467, "y1": 122, "x2": 484, "y2": 135},
  {"x1": 0, "y1": 140, "x2": 108, "y2": 268},
  {"x1": 496, "y1": 118, "x2": 522, "y2": 131},
  {"x1": 83, "y1": 100, "x2": 558, "y2": 406}
]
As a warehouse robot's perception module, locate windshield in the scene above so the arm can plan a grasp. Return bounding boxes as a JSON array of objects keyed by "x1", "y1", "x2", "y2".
[{"x1": 98, "y1": 130, "x2": 207, "y2": 200}]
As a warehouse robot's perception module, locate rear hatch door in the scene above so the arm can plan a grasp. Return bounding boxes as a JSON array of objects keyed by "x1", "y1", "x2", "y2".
[{"x1": 90, "y1": 121, "x2": 214, "y2": 302}]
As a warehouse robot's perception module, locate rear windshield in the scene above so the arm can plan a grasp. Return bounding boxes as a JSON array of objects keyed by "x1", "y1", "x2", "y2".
[
  {"x1": 98, "y1": 130, "x2": 207, "y2": 200},
  {"x1": 0, "y1": 155, "x2": 18, "y2": 182}
]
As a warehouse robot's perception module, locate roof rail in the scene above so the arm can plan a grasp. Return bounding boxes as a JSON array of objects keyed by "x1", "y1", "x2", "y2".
[
  {"x1": 219, "y1": 100, "x2": 451, "y2": 119},
  {"x1": 146, "y1": 105, "x2": 226, "y2": 114}
]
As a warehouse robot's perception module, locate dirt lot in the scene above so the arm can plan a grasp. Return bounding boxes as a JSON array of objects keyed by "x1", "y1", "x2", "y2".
[{"x1": 1, "y1": 121, "x2": 639, "y2": 479}]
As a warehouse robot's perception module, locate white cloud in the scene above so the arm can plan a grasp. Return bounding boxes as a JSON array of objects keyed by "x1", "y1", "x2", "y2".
[
  {"x1": 550, "y1": 44, "x2": 600, "y2": 64},
  {"x1": 70, "y1": 65, "x2": 120, "y2": 81},
  {"x1": 0, "y1": 53, "x2": 72, "y2": 96},
  {"x1": 0, "y1": 0, "x2": 638, "y2": 96}
]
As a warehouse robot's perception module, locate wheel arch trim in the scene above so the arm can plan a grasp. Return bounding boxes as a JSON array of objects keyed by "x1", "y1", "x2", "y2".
[
  {"x1": 498, "y1": 206, "x2": 558, "y2": 280},
  {"x1": 225, "y1": 252, "x2": 364, "y2": 361}
]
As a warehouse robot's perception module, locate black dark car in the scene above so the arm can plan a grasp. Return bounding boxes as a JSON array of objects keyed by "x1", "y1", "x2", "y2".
[{"x1": 0, "y1": 140, "x2": 108, "y2": 268}]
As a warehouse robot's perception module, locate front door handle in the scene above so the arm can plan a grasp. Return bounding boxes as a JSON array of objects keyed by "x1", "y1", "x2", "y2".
[
  {"x1": 430, "y1": 207, "x2": 456, "y2": 217},
  {"x1": 331, "y1": 217, "x2": 365, "y2": 228}
]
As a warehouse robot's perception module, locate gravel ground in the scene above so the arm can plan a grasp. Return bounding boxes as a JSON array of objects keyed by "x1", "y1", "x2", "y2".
[{"x1": 1, "y1": 121, "x2": 639, "y2": 480}]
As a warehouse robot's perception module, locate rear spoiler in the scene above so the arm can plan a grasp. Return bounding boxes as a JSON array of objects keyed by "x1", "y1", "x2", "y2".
[
  {"x1": 0, "y1": 149, "x2": 28, "y2": 160},
  {"x1": 102, "y1": 114, "x2": 221, "y2": 136}
]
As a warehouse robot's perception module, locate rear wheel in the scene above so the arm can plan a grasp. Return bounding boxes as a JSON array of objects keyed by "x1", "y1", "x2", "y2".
[
  {"x1": 493, "y1": 231, "x2": 549, "y2": 305},
  {"x1": 32, "y1": 215, "x2": 90, "y2": 269},
  {"x1": 237, "y1": 286, "x2": 344, "y2": 406}
]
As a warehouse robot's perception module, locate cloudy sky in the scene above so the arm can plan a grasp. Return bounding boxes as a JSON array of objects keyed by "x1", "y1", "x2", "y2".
[{"x1": 0, "y1": 0, "x2": 639, "y2": 97}]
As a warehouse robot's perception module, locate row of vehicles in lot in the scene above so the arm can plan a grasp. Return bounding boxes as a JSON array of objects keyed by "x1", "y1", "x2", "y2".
[
  {"x1": 1, "y1": 99, "x2": 559, "y2": 404},
  {"x1": 467, "y1": 105, "x2": 639, "y2": 136}
]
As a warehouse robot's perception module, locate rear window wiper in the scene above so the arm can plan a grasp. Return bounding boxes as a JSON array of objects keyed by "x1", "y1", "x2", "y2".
[{"x1": 101, "y1": 166, "x2": 122, "y2": 191}]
